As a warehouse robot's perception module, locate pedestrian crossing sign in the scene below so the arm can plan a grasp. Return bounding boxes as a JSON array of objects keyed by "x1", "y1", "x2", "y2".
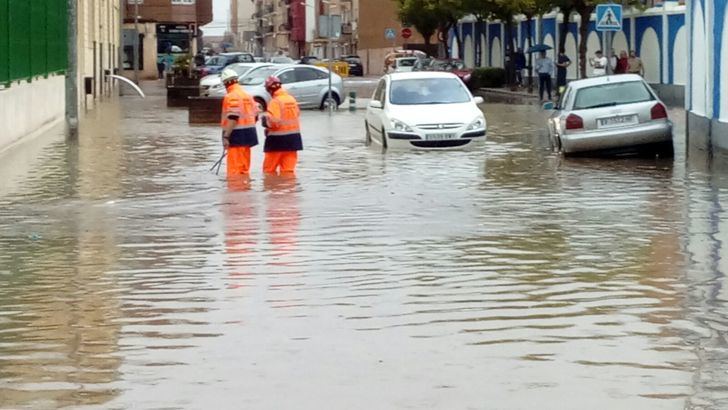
[
  {"x1": 596, "y1": 4, "x2": 622, "y2": 32},
  {"x1": 385, "y1": 28, "x2": 396, "y2": 40}
]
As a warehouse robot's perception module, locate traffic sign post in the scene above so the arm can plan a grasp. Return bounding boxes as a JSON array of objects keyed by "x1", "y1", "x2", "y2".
[
  {"x1": 385, "y1": 27, "x2": 396, "y2": 54},
  {"x1": 596, "y1": 4, "x2": 622, "y2": 75},
  {"x1": 401, "y1": 28, "x2": 412, "y2": 39}
]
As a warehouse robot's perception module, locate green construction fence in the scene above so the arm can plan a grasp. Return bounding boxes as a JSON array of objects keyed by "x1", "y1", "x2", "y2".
[{"x1": 0, "y1": 0, "x2": 68, "y2": 85}]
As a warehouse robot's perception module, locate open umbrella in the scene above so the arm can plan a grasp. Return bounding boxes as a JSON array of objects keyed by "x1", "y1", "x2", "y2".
[{"x1": 527, "y1": 44, "x2": 553, "y2": 53}]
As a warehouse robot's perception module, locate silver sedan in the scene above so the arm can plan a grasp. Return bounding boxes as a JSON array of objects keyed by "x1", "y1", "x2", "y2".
[
  {"x1": 547, "y1": 75, "x2": 673, "y2": 156},
  {"x1": 239, "y1": 64, "x2": 344, "y2": 110},
  {"x1": 199, "y1": 63, "x2": 272, "y2": 97}
]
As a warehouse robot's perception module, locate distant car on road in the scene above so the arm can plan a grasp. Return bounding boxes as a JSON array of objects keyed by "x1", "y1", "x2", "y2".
[
  {"x1": 270, "y1": 56, "x2": 296, "y2": 64},
  {"x1": 365, "y1": 72, "x2": 486, "y2": 150},
  {"x1": 199, "y1": 63, "x2": 272, "y2": 97},
  {"x1": 391, "y1": 57, "x2": 418, "y2": 73},
  {"x1": 342, "y1": 55, "x2": 364, "y2": 76},
  {"x1": 299, "y1": 56, "x2": 321, "y2": 65},
  {"x1": 239, "y1": 64, "x2": 344, "y2": 110},
  {"x1": 195, "y1": 52, "x2": 255, "y2": 76},
  {"x1": 427, "y1": 59, "x2": 474, "y2": 88},
  {"x1": 547, "y1": 74, "x2": 673, "y2": 156}
]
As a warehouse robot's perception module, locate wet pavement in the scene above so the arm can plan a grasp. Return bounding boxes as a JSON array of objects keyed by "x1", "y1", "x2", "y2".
[{"x1": 1, "y1": 81, "x2": 727, "y2": 409}]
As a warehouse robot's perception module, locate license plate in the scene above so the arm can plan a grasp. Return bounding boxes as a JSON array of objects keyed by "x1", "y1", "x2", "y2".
[
  {"x1": 598, "y1": 115, "x2": 638, "y2": 128},
  {"x1": 426, "y1": 133, "x2": 456, "y2": 140}
]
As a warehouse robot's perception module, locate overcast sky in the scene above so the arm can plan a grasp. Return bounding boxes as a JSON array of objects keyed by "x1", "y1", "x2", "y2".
[{"x1": 203, "y1": 0, "x2": 230, "y2": 36}]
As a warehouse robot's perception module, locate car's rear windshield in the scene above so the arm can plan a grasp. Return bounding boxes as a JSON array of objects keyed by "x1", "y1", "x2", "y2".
[
  {"x1": 240, "y1": 66, "x2": 279, "y2": 85},
  {"x1": 390, "y1": 78, "x2": 470, "y2": 105},
  {"x1": 398, "y1": 59, "x2": 416, "y2": 67},
  {"x1": 207, "y1": 56, "x2": 226, "y2": 66},
  {"x1": 230, "y1": 64, "x2": 255, "y2": 76},
  {"x1": 573, "y1": 81, "x2": 655, "y2": 110}
]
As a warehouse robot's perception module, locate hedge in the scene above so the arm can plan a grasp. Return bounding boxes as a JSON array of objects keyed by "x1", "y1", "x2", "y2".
[{"x1": 471, "y1": 67, "x2": 507, "y2": 89}]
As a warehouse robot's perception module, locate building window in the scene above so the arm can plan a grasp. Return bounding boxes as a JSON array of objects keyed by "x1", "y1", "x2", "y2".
[{"x1": 171, "y1": 0, "x2": 195, "y2": 4}]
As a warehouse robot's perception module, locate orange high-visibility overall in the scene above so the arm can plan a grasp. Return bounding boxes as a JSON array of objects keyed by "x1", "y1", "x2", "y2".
[
  {"x1": 263, "y1": 89, "x2": 303, "y2": 175},
  {"x1": 222, "y1": 83, "x2": 259, "y2": 176}
]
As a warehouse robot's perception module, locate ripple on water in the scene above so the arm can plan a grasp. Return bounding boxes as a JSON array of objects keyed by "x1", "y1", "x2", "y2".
[{"x1": 1, "y1": 93, "x2": 727, "y2": 409}]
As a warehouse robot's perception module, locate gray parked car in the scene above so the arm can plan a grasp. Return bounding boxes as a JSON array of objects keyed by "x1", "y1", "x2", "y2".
[
  {"x1": 239, "y1": 64, "x2": 344, "y2": 110},
  {"x1": 547, "y1": 74, "x2": 673, "y2": 156}
]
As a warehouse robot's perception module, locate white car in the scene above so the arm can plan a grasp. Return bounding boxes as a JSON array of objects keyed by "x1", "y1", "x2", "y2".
[
  {"x1": 548, "y1": 74, "x2": 673, "y2": 156},
  {"x1": 392, "y1": 57, "x2": 418, "y2": 73},
  {"x1": 199, "y1": 63, "x2": 272, "y2": 97},
  {"x1": 239, "y1": 64, "x2": 344, "y2": 110},
  {"x1": 365, "y1": 72, "x2": 486, "y2": 149}
]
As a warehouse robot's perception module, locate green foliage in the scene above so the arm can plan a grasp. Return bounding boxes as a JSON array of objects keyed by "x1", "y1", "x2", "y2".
[{"x1": 472, "y1": 67, "x2": 507, "y2": 88}]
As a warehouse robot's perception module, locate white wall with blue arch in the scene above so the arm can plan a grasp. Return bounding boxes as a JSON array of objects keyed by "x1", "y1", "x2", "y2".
[
  {"x1": 687, "y1": 0, "x2": 728, "y2": 152},
  {"x1": 452, "y1": 3, "x2": 687, "y2": 93}
]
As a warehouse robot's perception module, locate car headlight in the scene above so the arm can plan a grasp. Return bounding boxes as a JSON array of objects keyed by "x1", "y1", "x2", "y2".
[
  {"x1": 212, "y1": 83, "x2": 224, "y2": 89},
  {"x1": 391, "y1": 119, "x2": 413, "y2": 132},
  {"x1": 467, "y1": 117, "x2": 485, "y2": 130}
]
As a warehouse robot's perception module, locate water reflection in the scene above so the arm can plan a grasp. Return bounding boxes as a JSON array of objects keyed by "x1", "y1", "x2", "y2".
[{"x1": 1, "y1": 85, "x2": 728, "y2": 409}]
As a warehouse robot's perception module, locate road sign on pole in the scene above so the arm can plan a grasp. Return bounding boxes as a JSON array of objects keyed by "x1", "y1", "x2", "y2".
[
  {"x1": 384, "y1": 28, "x2": 396, "y2": 40},
  {"x1": 596, "y1": 4, "x2": 622, "y2": 32},
  {"x1": 401, "y1": 28, "x2": 412, "y2": 39}
]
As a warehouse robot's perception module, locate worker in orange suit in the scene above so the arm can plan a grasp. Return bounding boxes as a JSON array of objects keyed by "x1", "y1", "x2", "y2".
[
  {"x1": 260, "y1": 76, "x2": 303, "y2": 175},
  {"x1": 220, "y1": 68, "x2": 259, "y2": 176}
]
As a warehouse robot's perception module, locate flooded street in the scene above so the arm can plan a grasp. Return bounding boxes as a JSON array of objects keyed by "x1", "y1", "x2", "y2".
[{"x1": 1, "y1": 83, "x2": 727, "y2": 409}]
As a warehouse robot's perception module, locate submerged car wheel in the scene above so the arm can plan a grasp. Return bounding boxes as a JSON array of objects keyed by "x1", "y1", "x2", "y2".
[{"x1": 320, "y1": 93, "x2": 340, "y2": 110}]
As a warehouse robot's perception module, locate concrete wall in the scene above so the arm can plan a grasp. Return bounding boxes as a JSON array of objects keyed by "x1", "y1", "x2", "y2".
[
  {"x1": 122, "y1": 22, "x2": 161, "y2": 81},
  {"x1": 358, "y1": 0, "x2": 431, "y2": 75},
  {"x1": 123, "y1": 0, "x2": 212, "y2": 26},
  {"x1": 687, "y1": 0, "x2": 728, "y2": 154},
  {"x1": 457, "y1": 3, "x2": 687, "y2": 98},
  {"x1": 0, "y1": 75, "x2": 66, "y2": 153},
  {"x1": 79, "y1": 0, "x2": 122, "y2": 111}
]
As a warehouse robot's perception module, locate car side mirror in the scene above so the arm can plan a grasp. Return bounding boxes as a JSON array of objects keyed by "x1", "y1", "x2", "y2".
[
  {"x1": 369, "y1": 100, "x2": 383, "y2": 109},
  {"x1": 473, "y1": 96, "x2": 484, "y2": 105}
]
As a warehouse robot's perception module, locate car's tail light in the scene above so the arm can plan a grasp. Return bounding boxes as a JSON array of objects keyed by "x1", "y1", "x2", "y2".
[
  {"x1": 565, "y1": 114, "x2": 584, "y2": 130},
  {"x1": 651, "y1": 102, "x2": 668, "y2": 120}
]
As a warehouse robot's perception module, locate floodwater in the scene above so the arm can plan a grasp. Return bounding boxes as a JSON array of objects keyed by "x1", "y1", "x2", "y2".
[{"x1": 1, "y1": 83, "x2": 727, "y2": 409}]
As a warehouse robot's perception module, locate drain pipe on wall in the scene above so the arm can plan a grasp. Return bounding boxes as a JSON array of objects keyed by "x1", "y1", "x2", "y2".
[{"x1": 66, "y1": 0, "x2": 79, "y2": 138}]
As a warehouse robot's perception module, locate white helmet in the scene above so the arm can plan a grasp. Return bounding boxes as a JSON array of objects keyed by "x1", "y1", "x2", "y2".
[{"x1": 220, "y1": 68, "x2": 238, "y2": 84}]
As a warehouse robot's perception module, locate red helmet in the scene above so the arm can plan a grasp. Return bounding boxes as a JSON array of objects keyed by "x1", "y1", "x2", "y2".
[{"x1": 265, "y1": 76, "x2": 282, "y2": 93}]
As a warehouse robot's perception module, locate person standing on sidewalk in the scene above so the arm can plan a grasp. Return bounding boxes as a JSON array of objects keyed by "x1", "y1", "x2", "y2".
[
  {"x1": 627, "y1": 50, "x2": 645, "y2": 76},
  {"x1": 590, "y1": 50, "x2": 608, "y2": 77},
  {"x1": 514, "y1": 48, "x2": 527, "y2": 86},
  {"x1": 535, "y1": 51, "x2": 554, "y2": 102},
  {"x1": 260, "y1": 76, "x2": 303, "y2": 176},
  {"x1": 555, "y1": 49, "x2": 571, "y2": 96},
  {"x1": 220, "y1": 68, "x2": 259, "y2": 177}
]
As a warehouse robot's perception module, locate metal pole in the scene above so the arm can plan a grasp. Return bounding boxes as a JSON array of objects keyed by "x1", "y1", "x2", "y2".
[
  {"x1": 133, "y1": 0, "x2": 140, "y2": 84},
  {"x1": 66, "y1": 0, "x2": 79, "y2": 138},
  {"x1": 606, "y1": 31, "x2": 613, "y2": 75},
  {"x1": 327, "y1": 15, "x2": 333, "y2": 115}
]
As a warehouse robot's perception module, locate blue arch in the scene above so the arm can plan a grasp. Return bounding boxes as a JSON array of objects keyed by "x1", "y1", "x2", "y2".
[
  {"x1": 635, "y1": 15, "x2": 663, "y2": 82},
  {"x1": 488, "y1": 23, "x2": 502, "y2": 66},
  {"x1": 667, "y1": 14, "x2": 686, "y2": 84},
  {"x1": 520, "y1": 19, "x2": 536, "y2": 49},
  {"x1": 475, "y1": 21, "x2": 487, "y2": 66},
  {"x1": 541, "y1": 18, "x2": 557, "y2": 44},
  {"x1": 714, "y1": 0, "x2": 727, "y2": 118},
  {"x1": 622, "y1": 18, "x2": 632, "y2": 49}
]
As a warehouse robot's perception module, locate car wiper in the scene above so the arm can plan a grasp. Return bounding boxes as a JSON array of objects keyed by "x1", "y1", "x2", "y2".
[{"x1": 582, "y1": 102, "x2": 618, "y2": 109}]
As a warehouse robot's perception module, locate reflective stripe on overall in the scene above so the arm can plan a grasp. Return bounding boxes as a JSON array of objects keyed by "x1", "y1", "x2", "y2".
[
  {"x1": 264, "y1": 89, "x2": 303, "y2": 152},
  {"x1": 221, "y1": 83, "x2": 259, "y2": 147}
]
